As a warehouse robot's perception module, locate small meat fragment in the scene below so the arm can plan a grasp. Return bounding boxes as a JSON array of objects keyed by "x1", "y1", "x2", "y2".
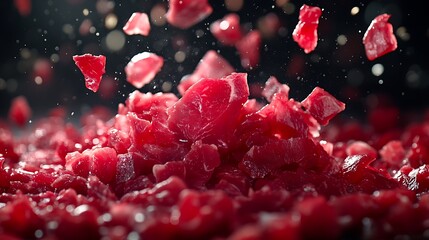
[
  {"x1": 178, "y1": 50, "x2": 234, "y2": 95},
  {"x1": 125, "y1": 52, "x2": 164, "y2": 89},
  {"x1": 8, "y1": 96, "x2": 32, "y2": 127},
  {"x1": 123, "y1": 12, "x2": 151, "y2": 36},
  {"x1": 210, "y1": 13, "x2": 242, "y2": 46},
  {"x1": 235, "y1": 31, "x2": 261, "y2": 69},
  {"x1": 166, "y1": 0, "x2": 213, "y2": 29},
  {"x1": 14, "y1": 0, "x2": 31, "y2": 16},
  {"x1": 262, "y1": 76, "x2": 290, "y2": 102},
  {"x1": 363, "y1": 14, "x2": 397, "y2": 61},
  {"x1": 73, "y1": 54, "x2": 106, "y2": 92},
  {"x1": 301, "y1": 87, "x2": 345, "y2": 126},
  {"x1": 292, "y1": 4, "x2": 322, "y2": 54}
]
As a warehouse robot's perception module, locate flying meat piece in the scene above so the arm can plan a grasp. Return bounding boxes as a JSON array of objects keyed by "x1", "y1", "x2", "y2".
[
  {"x1": 73, "y1": 54, "x2": 106, "y2": 92},
  {"x1": 210, "y1": 13, "x2": 242, "y2": 46},
  {"x1": 14, "y1": 0, "x2": 31, "y2": 16},
  {"x1": 8, "y1": 96, "x2": 32, "y2": 127},
  {"x1": 301, "y1": 87, "x2": 345, "y2": 126},
  {"x1": 123, "y1": 12, "x2": 151, "y2": 36},
  {"x1": 363, "y1": 14, "x2": 397, "y2": 61},
  {"x1": 166, "y1": 0, "x2": 213, "y2": 29},
  {"x1": 125, "y1": 52, "x2": 164, "y2": 89},
  {"x1": 292, "y1": 4, "x2": 322, "y2": 54},
  {"x1": 177, "y1": 50, "x2": 235, "y2": 95},
  {"x1": 235, "y1": 31, "x2": 262, "y2": 70}
]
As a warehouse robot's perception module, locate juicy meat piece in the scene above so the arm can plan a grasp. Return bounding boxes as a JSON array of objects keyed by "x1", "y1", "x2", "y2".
[
  {"x1": 166, "y1": 0, "x2": 213, "y2": 29},
  {"x1": 8, "y1": 96, "x2": 31, "y2": 127},
  {"x1": 292, "y1": 4, "x2": 322, "y2": 54},
  {"x1": 301, "y1": 87, "x2": 345, "y2": 126},
  {"x1": 125, "y1": 52, "x2": 164, "y2": 89},
  {"x1": 363, "y1": 14, "x2": 397, "y2": 61},
  {"x1": 168, "y1": 73, "x2": 249, "y2": 147},
  {"x1": 177, "y1": 50, "x2": 235, "y2": 95},
  {"x1": 210, "y1": 13, "x2": 242, "y2": 46},
  {"x1": 73, "y1": 54, "x2": 106, "y2": 92},
  {"x1": 235, "y1": 31, "x2": 261, "y2": 69},
  {"x1": 123, "y1": 12, "x2": 151, "y2": 36}
]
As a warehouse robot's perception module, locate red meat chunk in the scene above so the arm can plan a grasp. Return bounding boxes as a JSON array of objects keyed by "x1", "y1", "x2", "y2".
[
  {"x1": 210, "y1": 13, "x2": 242, "y2": 46},
  {"x1": 166, "y1": 0, "x2": 213, "y2": 29},
  {"x1": 8, "y1": 96, "x2": 31, "y2": 127},
  {"x1": 123, "y1": 12, "x2": 150, "y2": 36},
  {"x1": 73, "y1": 54, "x2": 106, "y2": 92},
  {"x1": 235, "y1": 31, "x2": 261, "y2": 69},
  {"x1": 301, "y1": 87, "x2": 345, "y2": 126},
  {"x1": 363, "y1": 14, "x2": 398, "y2": 61},
  {"x1": 292, "y1": 4, "x2": 322, "y2": 54},
  {"x1": 125, "y1": 52, "x2": 164, "y2": 89},
  {"x1": 177, "y1": 50, "x2": 235, "y2": 95},
  {"x1": 379, "y1": 140, "x2": 406, "y2": 167},
  {"x1": 168, "y1": 73, "x2": 249, "y2": 147}
]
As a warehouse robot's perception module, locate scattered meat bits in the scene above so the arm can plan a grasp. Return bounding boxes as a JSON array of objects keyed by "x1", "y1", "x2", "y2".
[
  {"x1": 125, "y1": 52, "x2": 164, "y2": 89},
  {"x1": 73, "y1": 54, "x2": 106, "y2": 92},
  {"x1": 363, "y1": 14, "x2": 398, "y2": 60},
  {"x1": 123, "y1": 12, "x2": 151, "y2": 36},
  {"x1": 166, "y1": 0, "x2": 213, "y2": 29},
  {"x1": 177, "y1": 50, "x2": 235, "y2": 95},
  {"x1": 8, "y1": 96, "x2": 32, "y2": 127},
  {"x1": 292, "y1": 4, "x2": 322, "y2": 54},
  {"x1": 210, "y1": 13, "x2": 242, "y2": 46}
]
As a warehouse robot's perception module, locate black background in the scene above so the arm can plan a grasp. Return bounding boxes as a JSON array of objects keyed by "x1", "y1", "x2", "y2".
[{"x1": 0, "y1": 0, "x2": 428, "y2": 121}]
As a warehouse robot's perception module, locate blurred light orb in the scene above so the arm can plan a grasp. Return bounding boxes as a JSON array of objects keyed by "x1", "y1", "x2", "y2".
[
  {"x1": 105, "y1": 30, "x2": 125, "y2": 52},
  {"x1": 371, "y1": 64, "x2": 384, "y2": 77}
]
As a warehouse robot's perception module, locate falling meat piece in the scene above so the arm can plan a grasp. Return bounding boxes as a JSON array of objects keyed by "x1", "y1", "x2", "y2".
[
  {"x1": 292, "y1": 4, "x2": 322, "y2": 54},
  {"x1": 73, "y1": 54, "x2": 106, "y2": 92},
  {"x1": 14, "y1": 0, "x2": 31, "y2": 16},
  {"x1": 166, "y1": 0, "x2": 213, "y2": 29},
  {"x1": 235, "y1": 31, "x2": 262, "y2": 70},
  {"x1": 210, "y1": 13, "x2": 242, "y2": 46},
  {"x1": 125, "y1": 52, "x2": 164, "y2": 89},
  {"x1": 8, "y1": 96, "x2": 32, "y2": 127},
  {"x1": 177, "y1": 50, "x2": 234, "y2": 95},
  {"x1": 363, "y1": 14, "x2": 397, "y2": 61},
  {"x1": 301, "y1": 87, "x2": 345, "y2": 126},
  {"x1": 123, "y1": 12, "x2": 151, "y2": 36}
]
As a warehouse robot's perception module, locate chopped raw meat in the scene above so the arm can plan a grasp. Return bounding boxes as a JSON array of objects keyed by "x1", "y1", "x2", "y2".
[
  {"x1": 125, "y1": 52, "x2": 164, "y2": 89},
  {"x1": 210, "y1": 13, "x2": 242, "y2": 46},
  {"x1": 73, "y1": 54, "x2": 106, "y2": 92},
  {"x1": 235, "y1": 31, "x2": 261, "y2": 69},
  {"x1": 177, "y1": 50, "x2": 235, "y2": 95},
  {"x1": 301, "y1": 87, "x2": 345, "y2": 126},
  {"x1": 363, "y1": 14, "x2": 398, "y2": 61},
  {"x1": 166, "y1": 0, "x2": 213, "y2": 29},
  {"x1": 168, "y1": 73, "x2": 249, "y2": 147},
  {"x1": 292, "y1": 4, "x2": 322, "y2": 54},
  {"x1": 123, "y1": 12, "x2": 151, "y2": 36},
  {"x1": 8, "y1": 96, "x2": 31, "y2": 127}
]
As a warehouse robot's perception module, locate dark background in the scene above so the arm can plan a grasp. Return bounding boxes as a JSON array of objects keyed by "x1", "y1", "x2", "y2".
[{"x1": 0, "y1": 0, "x2": 428, "y2": 121}]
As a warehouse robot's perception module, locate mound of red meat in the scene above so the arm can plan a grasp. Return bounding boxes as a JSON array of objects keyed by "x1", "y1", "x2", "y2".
[{"x1": 1, "y1": 72, "x2": 429, "y2": 240}]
